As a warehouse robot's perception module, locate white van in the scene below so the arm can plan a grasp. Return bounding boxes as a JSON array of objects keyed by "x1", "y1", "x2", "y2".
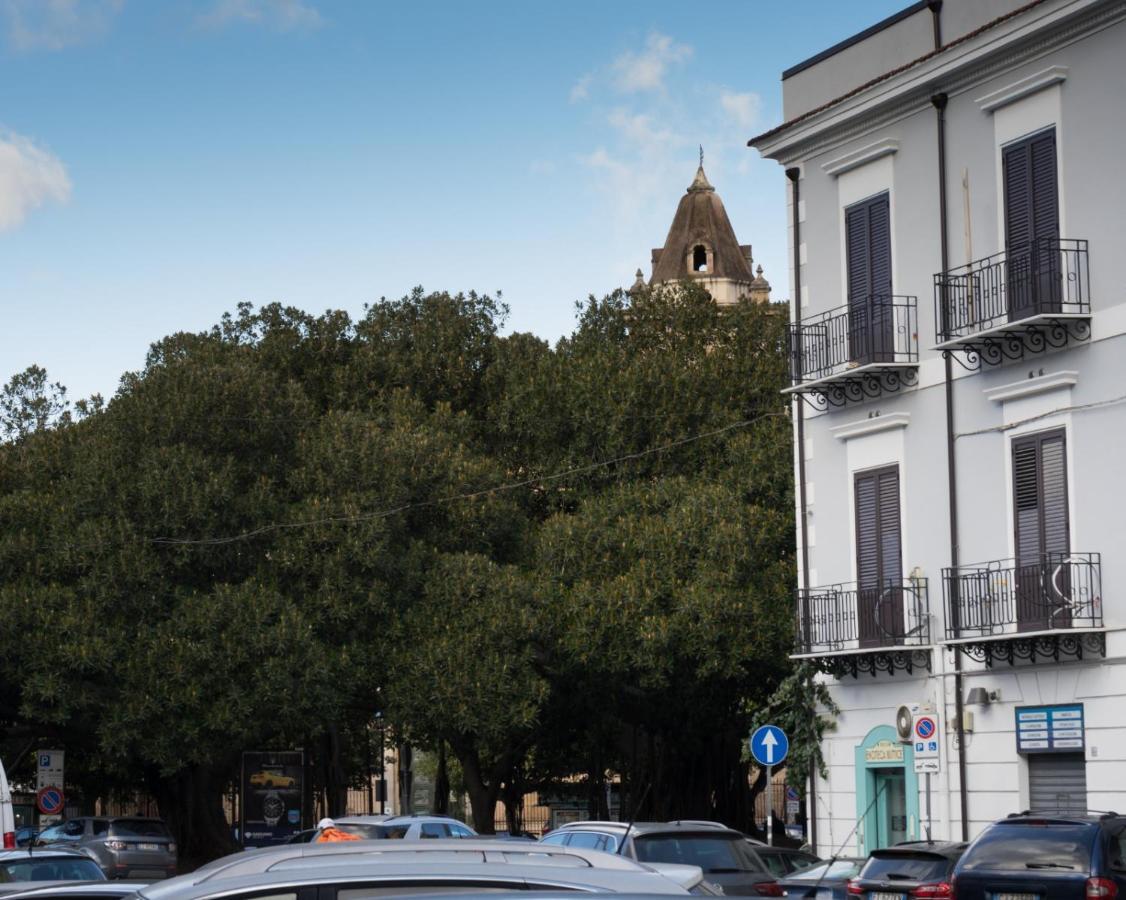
[{"x1": 0, "y1": 757, "x2": 15, "y2": 849}]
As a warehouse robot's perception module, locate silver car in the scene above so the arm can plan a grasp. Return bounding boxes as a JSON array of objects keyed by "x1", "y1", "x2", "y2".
[
  {"x1": 0, "y1": 848, "x2": 107, "y2": 892},
  {"x1": 145, "y1": 840, "x2": 716, "y2": 900},
  {"x1": 35, "y1": 818, "x2": 176, "y2": 880},
  {"x1": 312, "y1": 815, "x2": 477, "y2": 842}
]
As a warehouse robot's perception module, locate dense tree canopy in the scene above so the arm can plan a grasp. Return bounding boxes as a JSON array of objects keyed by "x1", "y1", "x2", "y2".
[{"x1": 0, "y1": 283, "x2": 818, "y2": 857}]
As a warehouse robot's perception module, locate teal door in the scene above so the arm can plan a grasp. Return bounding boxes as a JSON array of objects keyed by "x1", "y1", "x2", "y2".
[{"x1": 874, "y1": 769, "x2": 908, "y2": 848}]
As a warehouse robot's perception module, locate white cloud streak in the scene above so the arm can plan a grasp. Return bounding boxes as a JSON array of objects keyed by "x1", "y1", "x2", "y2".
[
  {"x1": 569, "y1": 73, "x2": 593, "y2": 103},
  {"x1": 1, "y1": 0, "x2": 123, "y2": 51},
  {"x1": 0, "y1": 131, "x2": 71, "y2": 231},
  {"x1": 719, "y1": 90, "x2": 762, "y2": 129},
  {"x1": 611, "y1": 32, "x2": 692, "y2": 93},
  {"x1": 199, "y1": 0, "x2": 322, "y2": 31}
]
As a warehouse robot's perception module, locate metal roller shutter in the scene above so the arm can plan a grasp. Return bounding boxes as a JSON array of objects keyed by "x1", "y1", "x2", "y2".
[{"x1": 1028, "y1": 752, "x2": 1087, "y2": 813}]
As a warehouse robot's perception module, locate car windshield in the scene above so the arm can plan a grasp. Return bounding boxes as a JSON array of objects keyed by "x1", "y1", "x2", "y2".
[
  {"x1": 0, "y1": 857, "x2": 106, "y2": 882},
  {"x1": 958, "y1": 824, "x2": 1094, "y2": 873},
  {"x1": 337, "y1": 824, "x2": 390, "y2": 839},
  {"x1": 790, "y1": 860, "x2": 863, "y2": 882},
  {"x1": 861, "y1": 854, "x2": 951, "y2": 882},
  {"x1": 634, "y1": 834, "x2": 759, "y2": 873},
  {"x1": 108, "y1": 820, "x2": 170, "y2": 839}
]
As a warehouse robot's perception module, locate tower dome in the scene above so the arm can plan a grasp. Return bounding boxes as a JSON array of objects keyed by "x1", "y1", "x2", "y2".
[{"x1": 648, "y1": 159, "x2": 761, "y2": 305}]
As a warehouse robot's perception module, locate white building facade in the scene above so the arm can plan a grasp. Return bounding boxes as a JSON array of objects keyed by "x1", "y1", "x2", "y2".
[{"x1": 751, "y1": 0, "x2": 1126, "y2": 856}]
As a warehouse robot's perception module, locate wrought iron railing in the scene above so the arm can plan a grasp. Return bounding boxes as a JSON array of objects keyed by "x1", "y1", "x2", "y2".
[
  {"x1": 942, "y1": 552, "x2": 1102, "y2": 639},
  {"x1": 789, "y1": 294, "x2": 918, "y2": 384},
  {"x1": 934, "y1": 238, "x2": 1090, "y2": 343},
  {"x1": 795, "y1": 577, "x2": 930, "y2": 654}
]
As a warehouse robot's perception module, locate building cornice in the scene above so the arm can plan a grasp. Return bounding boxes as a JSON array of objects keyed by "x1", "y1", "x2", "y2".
[
  {"x1": 830, "y1": 412, "x2": 911, "y2": 441},
  {"x1": 975, "y1": 63, "x2": 1069, "y2": 111},
  {"x1": 821, "y1": 139, "x2": 900, "y2": 177},
  {"x1": 752, "y1": 0, "x2": 1123, "y2": 165},
  {"x1": 983, "y1": 370, "x2": 1078, "y2": 403}
]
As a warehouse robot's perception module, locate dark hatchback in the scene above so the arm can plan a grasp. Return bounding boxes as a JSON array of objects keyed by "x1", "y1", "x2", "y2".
[
  {"x1": 850, "y1": 842, "x2": 968, "y2": 900},
  {"x1": 779, "y1": 857, "x2": 865, "y2": 900},
  {"x1": 953, "y1": 814, "x2": 1126, "y2": 900}
]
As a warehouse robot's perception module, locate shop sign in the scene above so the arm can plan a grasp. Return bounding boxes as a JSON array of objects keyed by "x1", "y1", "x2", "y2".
[
  {"x1": 1016, "y1": 704, "x2": 1085, "y2": 753},
  {"x1": 865, "y1": 739, "x2": 904, "y2": 763},
  {"x1": 240, "y1": 750, "x2": 305, "y2": 847}
]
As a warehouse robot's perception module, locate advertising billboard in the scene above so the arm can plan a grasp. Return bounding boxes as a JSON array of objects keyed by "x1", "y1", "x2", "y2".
[{"x1": 240, "y1": 750, "x2": 305, "y2": 847}]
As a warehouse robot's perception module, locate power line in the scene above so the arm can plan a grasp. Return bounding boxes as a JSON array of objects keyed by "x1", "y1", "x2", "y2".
[
  {"x1": 955, "y1": 392, "x2": 1126, "y2": 438},
  {"x1": 148, "y1": 410, "x2": 788, "y2": 547}
]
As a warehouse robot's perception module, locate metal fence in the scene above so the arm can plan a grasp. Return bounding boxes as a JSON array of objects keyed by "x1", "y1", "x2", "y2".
[
  {"x1": 790, "y1": 295, "x2": 918, "y2": 383},
  {"x1": 795, "y1": 578, "x2": 931, "y2": 653},
  {"x1": 934, "y1": 238, "x2": 1090, "y2": 341}
]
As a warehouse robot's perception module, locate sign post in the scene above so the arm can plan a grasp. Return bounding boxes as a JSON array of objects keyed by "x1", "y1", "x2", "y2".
[
  {"x1": 911, "y1": 715, "x2": 940, "y2": 840},
  {"x1": 36, "y1": 750, "x2": 65, "y2": 825},
  {"x1": 749, "y1": 725, "x2": 789, "y2": 846}
]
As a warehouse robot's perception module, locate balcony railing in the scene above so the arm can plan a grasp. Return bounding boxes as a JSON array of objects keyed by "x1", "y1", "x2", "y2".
[
  {"x1": 795, "y1": 577, "x2": 930, "y2": 655},
  {"x1": 934, "y1": 238, "x2": 1090, "y2": 344},
  {"x1": 789, "y1": 294, "x2": 918, "y2": 384},
  {"x1": 942, "y1": 552, "x2": 1102, "y2": 640}
]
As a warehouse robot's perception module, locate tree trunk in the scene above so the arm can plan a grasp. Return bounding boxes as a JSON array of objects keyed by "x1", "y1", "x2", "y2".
[
  {"x1": 321, "y1": 726, "x2": 348, "y2": 817},
  {"x1": 154, "y1": 765, "x2": 236, "y2": 870},
  {"x1": 397, "y1": 742, "x2": 413, "y2": 814},
  {"x1": 432, "y1": 743, "x2": 450, "y2": 816},
  {"x1": 452, "y1": 743, "x2": 499, "y2": 834}
]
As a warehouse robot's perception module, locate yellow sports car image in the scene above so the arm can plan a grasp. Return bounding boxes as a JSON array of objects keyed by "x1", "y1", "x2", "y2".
[{"x1": 249, "y1": 771, "x2": 296, "y2": 788}]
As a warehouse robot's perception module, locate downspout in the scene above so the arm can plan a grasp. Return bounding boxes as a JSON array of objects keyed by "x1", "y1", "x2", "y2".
[
  {"x1": 786, "y1": 165, "x2": 816, "y2": 854},
  {"x1": 932, "y1": 89, "x2": 969, "y2": 842}
]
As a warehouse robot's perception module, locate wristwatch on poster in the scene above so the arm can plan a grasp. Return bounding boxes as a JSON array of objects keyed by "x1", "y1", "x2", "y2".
[{"x1": 263, "y1": 791, "x2": 285, "y2": 827}]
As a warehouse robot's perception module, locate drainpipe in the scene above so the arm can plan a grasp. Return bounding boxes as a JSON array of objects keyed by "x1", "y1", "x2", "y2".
[
  {"x1": 928, "y1": 0, "x2": 943, "y2": 48},
  {"x1": 786, "y1": 165, "x2": 817, "y2": 854},
  {"x1": 932, "y1": 91, "x2": 969, "y2": 842}
]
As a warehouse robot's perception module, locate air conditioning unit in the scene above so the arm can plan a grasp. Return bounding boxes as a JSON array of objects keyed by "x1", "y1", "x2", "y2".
[{"x1": 895, "y1": 701, "x2": 935, "y2": 743}]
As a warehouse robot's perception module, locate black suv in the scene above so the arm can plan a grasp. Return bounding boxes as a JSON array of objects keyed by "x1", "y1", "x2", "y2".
[
  {"x1": 953, "y1": 813, "x2": 1126, "y2": 900},
  {"x1": 850, "y1": 841, "x2": 968, "y2": 900}
]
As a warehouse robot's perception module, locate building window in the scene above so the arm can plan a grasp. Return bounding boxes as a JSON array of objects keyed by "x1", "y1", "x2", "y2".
[
  {"x1": 1012, "y1": 428, "x2": 1069, "y2": 631},
  {"x1": 854, "y1": 465, "x2": 901, "y2": 647},
  {"x1": 1003, "y1": 128, "x2": 1060, "y2": 320},
  {"x1": 692, "y1": 244, "x2": 708, "y2": 272},
  {"x1": 845, "y1": 192, "x2": 892, "y2": 365}
]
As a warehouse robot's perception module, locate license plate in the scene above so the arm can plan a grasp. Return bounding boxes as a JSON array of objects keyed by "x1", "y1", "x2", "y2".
[
  {"x1": 137, "y1": 843, "x2": 161, "y2": 851},
  {"x1": 994, "y1": 894, "x2": 1037, "y2": 900},
  {"x1": 871, "y1": 893, "x2": 905, "y2": 900}
]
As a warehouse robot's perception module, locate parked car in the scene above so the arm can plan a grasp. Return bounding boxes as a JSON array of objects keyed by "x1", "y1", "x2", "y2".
[
  {"x1": 849, "y1": 841, "x2": 967, "y2": 900},
  {"x1": 0, "y1": 761, "x2": 13, "y2": 851},
  {"x1": 0, "y1": 882, "x2": 147, "y2": 900},
  {"x1": 35, "y1": 817, "x2": 176, "y2": 880},
  {"x1": 777, "y1": 856, "x2": 864, "y2": 900},
  {"x1": 145, "y1": 839, "x2": 719, "y2": 900},
  {"x1": 282, "y1": 828, "x2": 317, "y2": 844},
  {"x1": 540, "y1": 821, "x2": 815, "y2": 895},
  {"x1": 953, "y1": 813, "x2": 1126, "y2": 900},
  {"x1": 312, "y1": 814, "x2": 477, "y2": 841},
  {"x1": 0, "y1": 848, "x2": 107, "y2": 889},
  {"x1": 11, "y1": 833, "x2": 37, "y2": 852}
]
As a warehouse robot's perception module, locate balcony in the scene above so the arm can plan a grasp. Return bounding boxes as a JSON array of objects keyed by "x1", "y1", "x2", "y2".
[
  {"x1": 942, "y1": 552, "x2": 1104, "y2": 665},
  {"x1": 794, "y1": 577, "x2": 931, "y2": 677},
  {"x1": 785, "y1": 294, "x2": 918, "y2": 409},
  {"x1": 934, "y1": 238, "x2": 1091, "y2": 367}
]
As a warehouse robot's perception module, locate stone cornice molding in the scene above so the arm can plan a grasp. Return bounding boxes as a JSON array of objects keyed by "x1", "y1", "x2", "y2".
[
  {"x1": 975, "y1": 64, "x2": 1069, "y2": 111},
  {"x1": 983, "y1": 370, "x2": 1078, "y2": 403},
  {"x1": 831, "y1": 412, "x2": 911, "y2": 441},
  {"x1": 821, "y1": 139, "x2": 900, "y2": 176}
]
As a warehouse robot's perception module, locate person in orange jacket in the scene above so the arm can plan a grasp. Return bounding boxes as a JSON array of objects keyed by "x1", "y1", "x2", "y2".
[{"x1": 314, "y1": 817, "x2": 361, "y2": 843}]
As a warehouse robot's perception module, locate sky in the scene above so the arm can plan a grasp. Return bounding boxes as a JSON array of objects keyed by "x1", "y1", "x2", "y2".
[{"x1": 0, "y1": 0, "x2": 906, "y2": 403}]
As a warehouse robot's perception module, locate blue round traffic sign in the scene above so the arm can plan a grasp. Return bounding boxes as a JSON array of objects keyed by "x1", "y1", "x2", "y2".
[
  {"x1": 749, "y1": 725, "x2": 789, "y2": 767},
  {"x1": 915, "y1": 716, "x2": 936, "y2": 740},
  {"x1": 37, "y1": 786, "x2": 64, "y2": 816}
]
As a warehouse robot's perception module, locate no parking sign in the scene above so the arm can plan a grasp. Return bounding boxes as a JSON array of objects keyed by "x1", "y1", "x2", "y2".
[{"x1": 913, "y1": 715, "x2": 940, "y2": 772}]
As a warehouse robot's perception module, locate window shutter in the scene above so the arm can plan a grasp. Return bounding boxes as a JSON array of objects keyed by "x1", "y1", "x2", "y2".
[
  {"x1": 846, "y1": 203, "x2": 871, "y2": 301},
  {"x1": 1004, "y1": 139, "x2": 1032, "y2": 252},
  {"x1": 1030, "y1": 130, "x2": 1059, "y2": 245},
  {"x1": 1013, "y1": 429, "x2": 1069, "y2": 565},
  {"x1": 855, "y1": 472, "x2": 879, "y2": 589},
  {"x1": 877, "y1": 467, "x2": 901, "y2": 587},
  {"x1": 1041, "y1": 432, "x2": 1069, "y2": 556},
  {"x1": 869, "y1": 194, "x2": 892, "y2": 299}
]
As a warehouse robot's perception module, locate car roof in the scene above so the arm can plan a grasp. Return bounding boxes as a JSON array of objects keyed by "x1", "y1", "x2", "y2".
[
  {"x1": 1001, "y1": 812, "x2": 1117, "y2": 825},
  {"x1": 0, "y1": 883, "x2": 145, "y2": 900},
  {"x1": 0, "y1": 849, "x2": 96, "y2": 860},
  {"x1": 139, "y1": 844, "x2": 699, "y2": 900},
  {"x1": 871, "y1": 842, "x2": 967, "y2": 858},
  {"x1": 550, "y1": 821, "x2": 744, "y2": 838}
]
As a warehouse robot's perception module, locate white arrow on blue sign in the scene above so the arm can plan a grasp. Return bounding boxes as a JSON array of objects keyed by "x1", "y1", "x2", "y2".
[{"x1": 749, "y1": 725, "x2": 789, "y2": 767}]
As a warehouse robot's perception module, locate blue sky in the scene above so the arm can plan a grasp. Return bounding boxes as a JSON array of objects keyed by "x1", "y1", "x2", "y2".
[{"x1": 0, "y1": 0, "x2": 905, "y2": 402}]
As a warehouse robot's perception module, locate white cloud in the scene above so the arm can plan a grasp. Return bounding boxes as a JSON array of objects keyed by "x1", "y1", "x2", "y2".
[
  {"x1": 1, "y1": 0, "x2": 123, "y2": 51},
  {"x1": 0, "y1": 131, "x2": 71, "y2": 231},
  {"x1": 569, "y1": 73, "x2": 593, "y2": 103},
  {"x1": 611, "y1": 32, "x2": 692, "y2": 94},
  {"x1": 719, "y1": 90, "x2": 762, "y2": 129},
  {"x1": 199, "y1": 0, "x2": 322, "y2": 31},
  {"x1": 529, "y1": 159, "x2": 557, "y2": 176},
  {"x1": 607, "y1": 108, "x2": 679, "y2": 147}
]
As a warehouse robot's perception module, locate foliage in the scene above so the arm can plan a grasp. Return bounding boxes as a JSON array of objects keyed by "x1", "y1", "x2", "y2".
[{"x1": 0, "y1": 282, "x2": 799, "y2": 851}]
